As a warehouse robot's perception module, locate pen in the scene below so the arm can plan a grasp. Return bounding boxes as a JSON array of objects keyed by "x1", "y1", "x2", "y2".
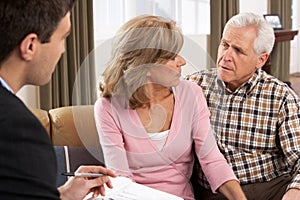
[{"x1": 61, "y1": 172, "x2": 107, "y2": 177}]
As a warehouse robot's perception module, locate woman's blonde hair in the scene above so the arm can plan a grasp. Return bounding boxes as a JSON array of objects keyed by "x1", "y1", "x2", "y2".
[{"x1": 100, "y1": 15, "x2": 183, "y2": 109}]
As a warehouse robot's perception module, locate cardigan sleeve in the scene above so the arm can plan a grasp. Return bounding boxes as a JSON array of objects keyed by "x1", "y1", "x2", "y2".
[
  {"x1": 190, "y1": 83, "x2": 238, "y2": 193},
  {"x1": 94, "y1": 98, "x2": 133, "y2": 178}
]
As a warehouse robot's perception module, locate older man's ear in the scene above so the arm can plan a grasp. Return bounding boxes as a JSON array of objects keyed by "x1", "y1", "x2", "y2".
[{"x1": 256, "y1": 52, "x2": 269, "y2": 69}]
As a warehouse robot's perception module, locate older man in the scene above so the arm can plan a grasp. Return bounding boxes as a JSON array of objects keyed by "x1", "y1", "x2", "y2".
[{"x1": 187, "y1": 13, "x2": 300, "y2": 200}]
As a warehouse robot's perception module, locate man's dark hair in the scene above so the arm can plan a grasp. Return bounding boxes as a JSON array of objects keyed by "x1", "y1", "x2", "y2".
[{"x1": 0, "y1": 0, "x2": 76, "y2": 64}]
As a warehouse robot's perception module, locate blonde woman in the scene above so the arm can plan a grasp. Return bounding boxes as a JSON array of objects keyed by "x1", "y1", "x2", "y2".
[{"x1": 94, "y1": 15, "x2": 246, "y2": 200}]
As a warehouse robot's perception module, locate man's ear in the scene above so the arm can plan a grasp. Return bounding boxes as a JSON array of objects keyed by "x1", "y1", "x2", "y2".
[
  {"x1": 19, "y1": 33, "x2": 39, "y2": 61},
  {"x1": 256, "y1": 52, "x2": 269, "y2": 69}
]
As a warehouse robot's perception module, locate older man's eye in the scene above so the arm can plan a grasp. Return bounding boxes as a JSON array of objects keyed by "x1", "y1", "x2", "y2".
[
  {"x1": 220, "y1": 42, "x2": 229, "y2": 49},
  {"x1": 234, "y1": 47, "x2": 246, "y2": 55}
]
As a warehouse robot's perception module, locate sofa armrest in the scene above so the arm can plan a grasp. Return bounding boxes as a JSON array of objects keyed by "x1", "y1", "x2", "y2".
[{"x1": 49, "y1": 105, "x2": 100, "y2": 146}]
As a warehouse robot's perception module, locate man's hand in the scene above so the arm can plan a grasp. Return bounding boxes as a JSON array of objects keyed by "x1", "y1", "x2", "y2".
[
  {"x1": 282, "y1": 188, "x2": 300, "y2": 200},
  {"x1": 58, "y1": 165, "x2": 117, "y2": 200},
  {"x1": 218, "y1": 180, "x2": 247, "y2": 200}
]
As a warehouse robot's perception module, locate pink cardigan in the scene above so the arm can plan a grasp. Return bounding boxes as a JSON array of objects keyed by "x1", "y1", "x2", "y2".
[{"x1": 94, "y1": 80, "x2": 237, "y2": 200}]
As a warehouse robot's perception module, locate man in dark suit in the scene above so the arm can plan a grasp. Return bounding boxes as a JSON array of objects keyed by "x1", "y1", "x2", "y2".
[{"x1": 0, "y1": 1, "x2": 115, "y2": 199}]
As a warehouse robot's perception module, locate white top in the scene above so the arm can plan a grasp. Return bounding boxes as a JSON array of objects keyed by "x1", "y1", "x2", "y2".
[{"x1": 148, "y1": 130, "x2": 169, "y2": 151}]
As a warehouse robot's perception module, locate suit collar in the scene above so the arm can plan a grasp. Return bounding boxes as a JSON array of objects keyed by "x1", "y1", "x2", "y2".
[{"x1": 0, "y1": 76, "x2": 14, "y2": 93}]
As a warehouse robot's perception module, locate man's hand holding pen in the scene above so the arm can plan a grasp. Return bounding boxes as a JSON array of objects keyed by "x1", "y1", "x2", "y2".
[{"x1": 58, "y1": 165, "x2": 117, "y2": 200}]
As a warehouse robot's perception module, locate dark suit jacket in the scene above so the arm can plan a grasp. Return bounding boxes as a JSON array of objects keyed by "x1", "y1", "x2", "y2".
[{"x1": 0, "y1": 85, "x2": 59, "y2": 199}]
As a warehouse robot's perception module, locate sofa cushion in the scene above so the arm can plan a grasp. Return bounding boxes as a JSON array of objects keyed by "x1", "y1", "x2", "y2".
[{"x1": 49, "y1": 105, "x2": 100, "y2": 146}]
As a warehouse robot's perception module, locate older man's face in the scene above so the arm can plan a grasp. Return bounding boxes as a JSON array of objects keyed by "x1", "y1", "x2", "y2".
[{"x1": 216, "y1": 25, "x2": 263, "y2": 91}]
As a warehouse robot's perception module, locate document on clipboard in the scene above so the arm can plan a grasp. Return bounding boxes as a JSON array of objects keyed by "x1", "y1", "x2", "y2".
[{"x1": 84, "y1": 176, "x2": 183, "y2": 200}]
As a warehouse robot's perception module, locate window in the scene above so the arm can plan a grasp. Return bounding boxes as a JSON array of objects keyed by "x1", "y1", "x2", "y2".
[
  {"x1": 93, "y1": 0, "x2": 210, "y2": 44},
  {"x1": 93, "y1": 0, "x2": 211, "y2": 80},
  {"x1": 93, "y1": 0, "x2": 124, "y2": 42}
]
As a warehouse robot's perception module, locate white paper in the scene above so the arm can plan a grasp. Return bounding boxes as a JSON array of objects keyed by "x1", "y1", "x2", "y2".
[{"x1": 84, "y1": 176, "x2": 183, "y2": 200}]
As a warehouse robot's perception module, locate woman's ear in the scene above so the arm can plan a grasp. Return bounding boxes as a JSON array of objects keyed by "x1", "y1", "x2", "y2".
[
  {"x1": 256, "y1": 52, "x2": 269, "y2": 69},
  {"x1": 19, "y1": 33, "x2": 39, "y2": 61}
]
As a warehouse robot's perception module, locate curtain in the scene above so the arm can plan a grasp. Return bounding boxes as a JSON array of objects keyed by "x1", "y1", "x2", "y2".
[
  {"x1": 39, "y1": 0, "x2": 95, "y2": 110},
  {"x1": 269, "y1": 0, "x2": 292, "y2": 82},
  {"x1": 209, "y1": 0, "x2": 239, "y2": 68}
]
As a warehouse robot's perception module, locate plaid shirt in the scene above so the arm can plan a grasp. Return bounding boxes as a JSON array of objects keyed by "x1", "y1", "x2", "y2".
[{"x1": 186, "y1": 68, "x2": 300, "y2": 190}]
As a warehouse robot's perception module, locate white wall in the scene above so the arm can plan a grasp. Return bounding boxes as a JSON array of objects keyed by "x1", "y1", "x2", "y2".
[
  {"x1": 290, "y1": 0, "x2": 300, "y2": 73},
  {"x1": 240, "y1": 0, "x2": 268, "y2": 15},
  {"x1": 181, "y1": 34, "x2": 211, "y2": 77}
]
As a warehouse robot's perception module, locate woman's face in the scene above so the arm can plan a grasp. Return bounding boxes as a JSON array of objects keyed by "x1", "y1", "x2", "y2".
[{"x1": 148, "y1": 55, "x2": 186, "y2": 87}]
